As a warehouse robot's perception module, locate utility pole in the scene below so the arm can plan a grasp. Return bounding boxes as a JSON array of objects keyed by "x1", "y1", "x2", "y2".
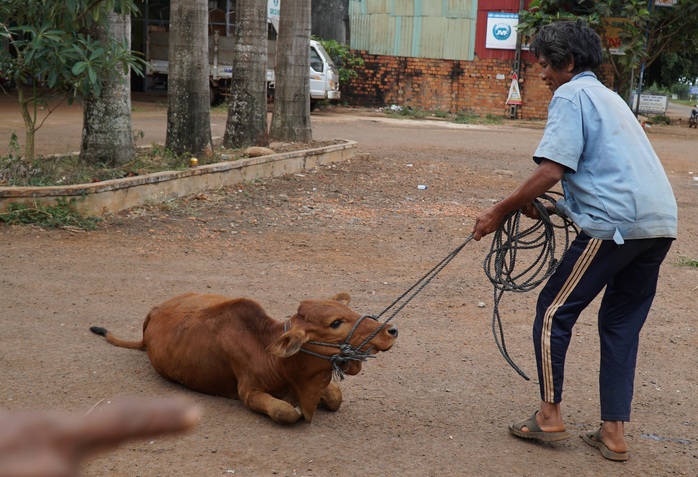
[
  {"x1": 509, "y1": 0, "x2": 525, "y2": 119},
  {"x1": 633, "y1": 0, "x2": 655, "y2": 117}
]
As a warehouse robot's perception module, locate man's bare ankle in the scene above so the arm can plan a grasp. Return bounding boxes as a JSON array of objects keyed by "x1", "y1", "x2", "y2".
[{"x1": 601, "y1": 421, "x2": 627, "y2": 453}]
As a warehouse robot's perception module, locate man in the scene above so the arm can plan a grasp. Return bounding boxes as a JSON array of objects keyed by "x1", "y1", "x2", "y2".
[{"x1": 472, "y1": 20, "x2": 677, "y2": 462}]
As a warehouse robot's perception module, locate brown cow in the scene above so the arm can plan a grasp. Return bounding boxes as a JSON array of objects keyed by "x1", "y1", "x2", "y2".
[{"x1": 89, "y1": 292, "x2": 397, "y2": 424}]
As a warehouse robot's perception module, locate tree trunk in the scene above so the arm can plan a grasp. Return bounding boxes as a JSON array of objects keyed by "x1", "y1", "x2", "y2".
[
  {"x1": 165, "y1": 0, "x2": 212, "y2": 156},
  {"x1": 223, "y1": 0, "x2": 268, "y2": 148},
  {"x1": 80, "y1": 11, "x2": 135, "y2": 166},
  {"x1": 269, "y1": 0, "x2": 312, "y2": 142},
  {"x1": 17, "y1": 87, "x2": 35, "y2": 161}
]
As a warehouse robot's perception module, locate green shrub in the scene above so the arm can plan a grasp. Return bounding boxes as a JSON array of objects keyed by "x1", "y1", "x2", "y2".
[
  {"x1": 484, "y1": 113, "x2": 504, "y2": 124},
  {"x1": 312, "y1": 36, "x2": 365, "y2": 85},
  {"x1": 0, "y1": 198, "x2": 100, "y2": 230},
  {"x1": 454, "y1": 110, "x2": 480, "y2": 124},
  {"x1": 385, "y1": 106, "x2": 428, "y2": 119},
  {"x1": 649, "y1": 114, "x2": 671, "y2": 125}
]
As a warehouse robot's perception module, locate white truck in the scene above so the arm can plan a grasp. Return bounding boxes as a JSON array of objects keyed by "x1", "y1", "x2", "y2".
[{"x1": 146, "y1": 13, "x2": 341, "y2": 109}]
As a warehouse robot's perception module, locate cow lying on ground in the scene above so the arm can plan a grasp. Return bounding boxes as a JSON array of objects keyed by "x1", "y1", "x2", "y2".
[{"x1": 90, "y1": 292, "x2": 398, "y2": 424}]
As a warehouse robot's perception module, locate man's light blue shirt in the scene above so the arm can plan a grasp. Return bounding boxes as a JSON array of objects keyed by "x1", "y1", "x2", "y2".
[{"x1": 533, "y1": 71, "x2": 677, "y2": 244}]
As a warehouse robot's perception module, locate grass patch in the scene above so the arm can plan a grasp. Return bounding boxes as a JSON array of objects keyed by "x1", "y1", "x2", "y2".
[
  {"x1": 454, "y1": 110, "x2": 480, "y2": 124},
  {"x1": 386, "y1": 107, "x2": 504, "y2": 125},
  {"x1": 0, "y1": 146, "x2": 201, "y2": 187},
  {"x1": 482, "y1": 113, "x2": 504, "y2": 125},
  {"x1": 453, "y1": 110, "x2": 503, "y2": 125},
  {"x1": 649, "y1": 114, "x2": 671, "y2": 125},
  {"x1": 678, "y1": 256, "x2": 698, "y2": 268},
  {"x1": 386, "y1": 106, "x2": 428, "y2": 119},
  {"x1": 0, "y1": 198, "x2": 101, "y2": 230},
  {"x1": 211, "y1": 103, "x2": 229, "y2": 114}
]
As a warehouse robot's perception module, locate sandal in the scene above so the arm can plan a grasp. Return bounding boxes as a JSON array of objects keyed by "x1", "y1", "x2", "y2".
[
  {"x1": 582, "y1": 428, "x2": 628, "y2": 461},
  {"x1": 508, "y1": 411, "x2": 571, "y2": 442}
]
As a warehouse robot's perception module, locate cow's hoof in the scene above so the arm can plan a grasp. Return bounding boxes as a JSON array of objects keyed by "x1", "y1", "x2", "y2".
[
  {"x1": 268, "y1": 403, "x2": 303, "y2": 424},
  {"x1": 320, "y1": 383, "x2": 342, "y2": 412}
]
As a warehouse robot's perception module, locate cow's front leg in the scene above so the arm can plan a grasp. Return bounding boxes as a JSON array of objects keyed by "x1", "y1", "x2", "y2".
[
  {"x1": 320, "y1": 382, "x2": 342, "y2": 412},
  {"x1": 242, "y1": 389, "x2": 302, "y2": 424},
  {"x1": 296, "y1": 379, "x2": 347, "y2": 422}
]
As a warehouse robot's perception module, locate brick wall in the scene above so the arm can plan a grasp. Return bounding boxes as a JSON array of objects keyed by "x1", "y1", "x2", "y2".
[{"x1": 342, "y1": 52, "x2": 615, "y2": 120}]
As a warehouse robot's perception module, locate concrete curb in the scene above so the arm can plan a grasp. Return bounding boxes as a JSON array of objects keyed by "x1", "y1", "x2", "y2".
[{"x1": 0, "y1": 139, "x2": 357, "y2": 217}]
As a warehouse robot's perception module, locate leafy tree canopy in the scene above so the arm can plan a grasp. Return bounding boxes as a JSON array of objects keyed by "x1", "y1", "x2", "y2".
[
  {"x1": 519, "y1": 0, "x2": 698, "y2": 95},
  {"x1": 0, "y1": 0, "x2": 145, "y2": 100},
  {"x1": 0, "y1": 0, "x2": 146, "y2": 160}
]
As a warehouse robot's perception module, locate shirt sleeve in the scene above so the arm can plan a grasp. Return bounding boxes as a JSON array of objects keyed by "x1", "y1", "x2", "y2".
[{"x1": 533, "y1": 96, "x2": 584, "y2": 172}]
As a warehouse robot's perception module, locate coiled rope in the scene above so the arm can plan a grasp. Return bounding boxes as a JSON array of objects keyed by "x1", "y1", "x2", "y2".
[{"x1": 483, "y1": 192, "x2": 578, "y2": 380}]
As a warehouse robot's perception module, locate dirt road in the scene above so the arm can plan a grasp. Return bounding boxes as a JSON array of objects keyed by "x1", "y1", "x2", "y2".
[{"x1": 1, "y1": 98, "x2": 698, "y2": 476}]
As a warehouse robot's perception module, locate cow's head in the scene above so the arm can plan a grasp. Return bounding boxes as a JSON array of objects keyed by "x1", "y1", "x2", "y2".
[{"x1": 266, "y1": 293, "x2": 398, "y2": 377}]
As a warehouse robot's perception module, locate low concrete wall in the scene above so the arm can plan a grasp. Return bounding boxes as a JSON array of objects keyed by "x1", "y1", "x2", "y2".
[{"x1": 0, "y1": 140, "x2": 356, "y2": 217}]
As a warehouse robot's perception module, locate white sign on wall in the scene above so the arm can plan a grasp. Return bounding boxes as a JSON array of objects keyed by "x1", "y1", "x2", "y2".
[{"x1": 486, "y1": 12, "x2": 519, "y2": 50}]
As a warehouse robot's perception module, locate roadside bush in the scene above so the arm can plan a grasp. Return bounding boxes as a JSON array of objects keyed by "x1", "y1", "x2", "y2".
[
  {"x1": 0, "y1": 198, "x2": 100, "y2": 230},
  {"x1": 649, "y1": 114, "x2": 671, "y2": 125},
  {"x1": 312, "y1": 37, "x2": 365, "y2": 86}
]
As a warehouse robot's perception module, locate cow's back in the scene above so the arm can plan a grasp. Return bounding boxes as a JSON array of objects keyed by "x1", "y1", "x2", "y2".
[{"x1": 143, "y1": 293, "x2": 274, "y2": 398}]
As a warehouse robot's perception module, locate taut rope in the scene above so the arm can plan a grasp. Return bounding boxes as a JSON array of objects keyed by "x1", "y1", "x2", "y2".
[{"x1": 289, "y1": 192, "x2": 578, "y2": 381}]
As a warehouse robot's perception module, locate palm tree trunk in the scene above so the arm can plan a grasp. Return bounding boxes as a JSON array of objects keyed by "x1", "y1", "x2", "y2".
[
  {"x1": 269, "y1": 0, "x2": 312, "y2": 142},
  {"x1": 165, "y1": 0, "x2": 212, "y2": 156},
  {"x1": 80, "y1": 11, "x2": 136, "y2": 166},
  {"x1": 223, "y1": 0, "x2": 269, "y2": 148}
]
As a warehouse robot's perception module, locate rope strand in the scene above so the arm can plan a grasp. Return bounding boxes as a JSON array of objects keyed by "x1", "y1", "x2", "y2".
[
  {"x1": 376, "y1": 236, "x2": 474, "y2": 323},
  {"x1": 345, "y1": 192, "x2": 577, "y2": 381}
]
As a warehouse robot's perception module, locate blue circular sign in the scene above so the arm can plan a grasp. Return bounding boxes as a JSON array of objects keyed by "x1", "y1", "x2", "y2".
[{"x1": 492, "y1": 23, "x2": 512, "y2": 41}]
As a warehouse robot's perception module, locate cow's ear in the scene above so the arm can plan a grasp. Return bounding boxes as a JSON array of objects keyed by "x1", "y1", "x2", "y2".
[
  {"x1": 330, "y1": 292, "x2": 350, "y2": 305},
  {"x1": 266, "y1": 328, "x2": 307, "y2": 358}
]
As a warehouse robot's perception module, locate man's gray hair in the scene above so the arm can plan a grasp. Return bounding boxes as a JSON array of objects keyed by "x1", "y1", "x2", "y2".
[{"x1": 529, "y1": 20, "x2": 603, "y2": 72}]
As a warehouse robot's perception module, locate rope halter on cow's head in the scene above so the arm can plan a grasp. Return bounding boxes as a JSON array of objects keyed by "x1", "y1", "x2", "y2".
[{"x1": 284, "y1": 314, "x2": 384, "y2": 381}]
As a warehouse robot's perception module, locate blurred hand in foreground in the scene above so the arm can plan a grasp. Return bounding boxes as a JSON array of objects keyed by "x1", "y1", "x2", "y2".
[{"x1": 0, "y1": 397, "x2": 201, "y2": 477}]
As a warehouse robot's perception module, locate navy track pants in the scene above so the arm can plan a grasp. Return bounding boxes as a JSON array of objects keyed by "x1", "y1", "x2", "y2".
[{"x1": 532, "y1": 232, "x2": 673, "y2": 422}]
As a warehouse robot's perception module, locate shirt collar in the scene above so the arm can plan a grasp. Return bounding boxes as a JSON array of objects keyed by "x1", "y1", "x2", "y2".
[{"x1": 572, "y1": 71, "x2": 596, "y2": 81}]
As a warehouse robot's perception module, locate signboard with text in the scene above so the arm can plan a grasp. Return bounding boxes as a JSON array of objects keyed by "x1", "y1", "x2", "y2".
[
  {"x1": 601, "y1": 18, "x2": 630, "y2": 55},
  {"x1": 630, "y1": 94, "x2": 669, "y2": 115},
  {"x1": 486, "y1": 12, "x2": 519, "y2": 50},
  {"x1": 268, "y1": 0, "x2": 280, "y2": 18}
]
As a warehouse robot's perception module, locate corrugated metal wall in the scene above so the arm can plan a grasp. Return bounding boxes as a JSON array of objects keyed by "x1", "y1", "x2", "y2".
[{"x1": 349, "y1": 0, "x2": 477, "y2": 61}]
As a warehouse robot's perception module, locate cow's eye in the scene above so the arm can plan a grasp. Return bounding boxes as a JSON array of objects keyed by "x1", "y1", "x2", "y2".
[{"x1": 330, "y1": 320, "x2": 343, "y2": 329}]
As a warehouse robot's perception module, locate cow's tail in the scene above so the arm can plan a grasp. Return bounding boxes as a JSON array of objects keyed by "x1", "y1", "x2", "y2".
[{"x1": 89, "y1": 326, "x2": 146, "y2": 351}]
